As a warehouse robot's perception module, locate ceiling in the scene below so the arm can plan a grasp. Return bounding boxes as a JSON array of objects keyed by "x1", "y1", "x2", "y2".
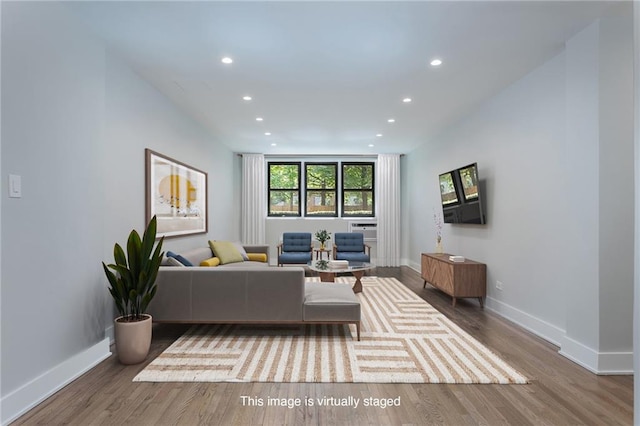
[{"x1": 66, "y1": 1, "x2": 616, "y2": 155}]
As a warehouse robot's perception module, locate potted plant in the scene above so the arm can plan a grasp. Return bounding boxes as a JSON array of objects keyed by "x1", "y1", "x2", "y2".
[
  {"x1": 102, "y1": 215, "x2": 164, "y2": 364},
  {"x1": 315, "y1": 229, "x2": 331, "y2": 250}
]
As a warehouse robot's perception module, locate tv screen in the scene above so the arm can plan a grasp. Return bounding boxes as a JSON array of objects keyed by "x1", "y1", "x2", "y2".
[
  {"x1": 458, "y1": 164, "x2": 479, "y2": 201},
  {"x1": 438, "y1": 172, "x2": 459, "y2": 206},
  {"x1": 439, "y1": 163, "x2": 486, "y2": 224}
]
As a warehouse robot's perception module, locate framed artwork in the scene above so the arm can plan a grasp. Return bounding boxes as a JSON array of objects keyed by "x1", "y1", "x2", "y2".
[{"x1": 145, "y1": 149, "x2": 208, "y2": 238}]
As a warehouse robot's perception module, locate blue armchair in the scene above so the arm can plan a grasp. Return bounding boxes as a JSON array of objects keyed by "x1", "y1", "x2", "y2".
[
  {"x1": 333, "y1": 233, "x2": 371, "y2": 263},
  {"x1": 277, "y1": 232, "x2": 313, "y2": 266}
]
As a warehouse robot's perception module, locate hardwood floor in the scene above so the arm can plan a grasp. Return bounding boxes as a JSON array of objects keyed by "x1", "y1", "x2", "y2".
[{"x1": 14, "y1": 267, "x2": 633, "y2": 425}]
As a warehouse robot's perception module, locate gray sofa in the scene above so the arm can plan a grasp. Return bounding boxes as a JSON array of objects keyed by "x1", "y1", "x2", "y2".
[{"x1": 147, "y1": 244, "x2": 361, "y2": 340}]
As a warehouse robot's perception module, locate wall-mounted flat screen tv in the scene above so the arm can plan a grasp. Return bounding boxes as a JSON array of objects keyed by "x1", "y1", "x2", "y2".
[
  {"x1": 439, "y1": 163, "x2": 486, "y2": 224},
  {"x1": 438, "y1": 172, "x2": 460, "y2": 206}
]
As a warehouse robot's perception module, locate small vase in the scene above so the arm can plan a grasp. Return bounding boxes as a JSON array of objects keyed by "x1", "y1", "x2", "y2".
[
  {"x1": 435, "y1": 239, "x2": 444, "y2": 255},
  {"x1": 320, "y1": 242, "x2": 325, "y2": 250}
]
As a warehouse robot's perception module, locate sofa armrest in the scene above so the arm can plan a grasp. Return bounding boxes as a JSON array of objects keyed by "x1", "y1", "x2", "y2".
[{"x1": 243, "y1": 244, "x2": 270, "y2": 263}]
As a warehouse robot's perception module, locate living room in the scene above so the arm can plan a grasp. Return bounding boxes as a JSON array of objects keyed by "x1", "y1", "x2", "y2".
[{"x1": 1, "y1": 1, "x2": 637, "y2": 425}]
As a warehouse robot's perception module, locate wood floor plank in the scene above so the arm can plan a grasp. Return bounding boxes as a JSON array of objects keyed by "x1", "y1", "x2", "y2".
[{"x1": 11, "y1": 266, "x2": 633, "y2": 425}]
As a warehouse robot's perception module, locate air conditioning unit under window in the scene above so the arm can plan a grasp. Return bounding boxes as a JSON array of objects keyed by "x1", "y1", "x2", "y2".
[{"x1": 349, "y1": 220, "x2": 377, "y2": 241}]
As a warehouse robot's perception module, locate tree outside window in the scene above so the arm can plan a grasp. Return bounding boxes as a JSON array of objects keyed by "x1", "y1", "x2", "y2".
[
  {"x1": 305, "y1": 163, "x2": 337, "y2": 217},
  {"x1": 342, "y1": 162, "x2": 375, "y2": 217},
  {"x1": 268, "y1": 162, "x2": 301, "y2": 216}
]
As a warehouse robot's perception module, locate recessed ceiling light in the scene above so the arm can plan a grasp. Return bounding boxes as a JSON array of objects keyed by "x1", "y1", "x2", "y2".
[
  {"x1": 256, "y1": 117, "x2": 263, "y2": 121},
  {"x1": 221, "y1": 57, "x2": 233, "y2": 64},
  {"x1": 403, "y1": 97, "x2": 412, "y2": 103},
  {"x1": 368, "y1": 144, "x2": 375, "y2": 148},
  {"x1": 376, "y1": 134, "x2": 383, "y2": 137},
  {"x1": 243, "y1": 95, "x2": 252, "y2": 101},
  {"x1": 430, "y1": 58, "x2": 442, "y2": 66},
  {"x1": 265, "y1": 132, "x2": 272, "y2": 136},
  {"x1": 271, "y1": 143, "x2": 277, "y2": 147},
  {"x1": 388, "y1": 118, "x2": 395, "y2": 123}
]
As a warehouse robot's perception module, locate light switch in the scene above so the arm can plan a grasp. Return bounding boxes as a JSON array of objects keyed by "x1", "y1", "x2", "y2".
[{"x1": 9, "y1": 174, "x2": 21, "y2": 198}]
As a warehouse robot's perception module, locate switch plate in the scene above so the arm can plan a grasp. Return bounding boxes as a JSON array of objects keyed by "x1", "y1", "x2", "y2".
[{"x1": 9, "y1": 174, "x2": 21, "y2": 198}]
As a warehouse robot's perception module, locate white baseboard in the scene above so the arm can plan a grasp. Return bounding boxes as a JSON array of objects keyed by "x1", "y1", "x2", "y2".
[
  {"x1": 1, "y1": 338, "x2": 111, "y2": 426},
  {"x1": 560, "y1": 336, "x2": 634, "y2": 375},
  {"x1": 487, "y1": 297, "x2": 633, "y2": 375},
  {"x1": 485, "y1": 296, "x2": 565, "y2": 346}
]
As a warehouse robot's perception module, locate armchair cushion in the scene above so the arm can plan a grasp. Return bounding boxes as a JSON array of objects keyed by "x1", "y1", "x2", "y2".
[{"x1": 333, "y1": 233, "x2": 370, "y2": 263}]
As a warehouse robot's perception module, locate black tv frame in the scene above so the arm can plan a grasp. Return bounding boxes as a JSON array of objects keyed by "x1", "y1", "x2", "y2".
[{"x1": 439, "y1": 163, "x2": 486, "y2": 225}]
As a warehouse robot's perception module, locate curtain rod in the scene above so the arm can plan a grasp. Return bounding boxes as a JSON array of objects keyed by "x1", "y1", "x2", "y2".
[{"x1": 236, "y1": 153, "x2": 403, "y2": 158}]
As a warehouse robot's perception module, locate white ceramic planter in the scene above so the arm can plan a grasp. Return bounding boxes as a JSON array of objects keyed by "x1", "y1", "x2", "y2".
[{"x1": 114, "y1": 314, "x2": 152, "y2": 365}]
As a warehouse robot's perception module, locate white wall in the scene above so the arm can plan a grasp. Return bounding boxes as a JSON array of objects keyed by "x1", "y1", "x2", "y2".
[
  {"x1": 1, "y1": 2, "x2": 108, "y2": 412},
  {"x1": 0, "y1": 3, "x2": 238, "y2": 423},
  {"x1": 403, "y1": 10, "x2": 633, "y2": 373},
  {"x1": 633, "y1": 2, "x2": 639, "y2": 423}
]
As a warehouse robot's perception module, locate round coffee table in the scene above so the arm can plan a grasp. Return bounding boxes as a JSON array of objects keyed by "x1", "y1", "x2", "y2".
[{"x1": 307, "y1": 260, "x2": 374, "y2": 293}]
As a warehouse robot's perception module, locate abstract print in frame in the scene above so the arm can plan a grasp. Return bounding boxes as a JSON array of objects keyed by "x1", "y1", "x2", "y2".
[{"x1": 146, "y1": 149, "x2": 208, "y2": 238}]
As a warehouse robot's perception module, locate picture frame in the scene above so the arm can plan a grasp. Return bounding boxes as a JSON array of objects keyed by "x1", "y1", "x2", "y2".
[{"x1": 145, "y1": 149, "x2": 208, "y2": 238}]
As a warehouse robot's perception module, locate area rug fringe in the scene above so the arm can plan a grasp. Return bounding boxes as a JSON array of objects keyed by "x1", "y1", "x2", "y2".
[{"x1": 133, "y1": 277, "x2": 528, "y2": 384}]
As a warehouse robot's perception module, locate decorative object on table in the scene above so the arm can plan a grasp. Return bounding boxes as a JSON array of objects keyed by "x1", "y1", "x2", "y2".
[
  {"x1": 134, "y1": 276, "x2": 528, "y2": 384},
  {"x1": 314, "y1": 259, "x2": 329, "y2": 270},
  {"x1": 433, "y1": 209, "x2": 444, "y2": 254},
  {"x1": 314, "y1": 229, "x2": 331, "y2": 250},
  {"x1": 146, "y1": 149, "x2": 208, "y2": 238},
  {"x1": 328, "y1": 259, "x2": 349, "y2": 269},
  {"x1": 102, "y1": 215, "x2": 165, "y2": 364}
]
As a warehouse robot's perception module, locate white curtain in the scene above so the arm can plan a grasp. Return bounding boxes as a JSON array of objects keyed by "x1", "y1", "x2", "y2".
[
  {"x1": 241, "y1": 154, "x2": 266, "y2": 244},
  {"x1": 376, "y1": 154, "x2": 401, "y2": 266}
]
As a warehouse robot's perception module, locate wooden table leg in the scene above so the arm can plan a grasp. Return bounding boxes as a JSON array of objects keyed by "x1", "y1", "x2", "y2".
[
  {"x1": 319, "y1": 272, "x2": 335, "y2": 282},
  {"x1": 351, "y1": 270, "x2": 364, "y2": 293}
]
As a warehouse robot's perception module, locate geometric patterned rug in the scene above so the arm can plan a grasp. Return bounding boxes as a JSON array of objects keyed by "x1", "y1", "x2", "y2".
[{"x1": 133, "y1": 276, "x2": 528, "y2": 384}]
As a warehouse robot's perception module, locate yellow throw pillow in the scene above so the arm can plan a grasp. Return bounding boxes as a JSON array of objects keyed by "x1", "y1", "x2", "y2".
[
  {"x1": 246, "y1": 253, "x2": 268, "y2": 263},
  {"x1": 209, "y1": 240, "x2": 244, "y2": 265},
  {"x1": 200, "y1": 257, "x2": 221, "y2": 267}
]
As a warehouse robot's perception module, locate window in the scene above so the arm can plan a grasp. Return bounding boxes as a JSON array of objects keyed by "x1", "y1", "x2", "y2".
[
  {"x1": 268, "y1": 162, "x2": 301, "y2": 216},
  {"x1": 342, "y1": 162, "x2": 375, "y2": 217},
  {"x1": 305, "y1": 163, "x2": 337, "y2": 217},
  {"x1": 267, "y1": 160, "x2": 375, "y2": 218}
]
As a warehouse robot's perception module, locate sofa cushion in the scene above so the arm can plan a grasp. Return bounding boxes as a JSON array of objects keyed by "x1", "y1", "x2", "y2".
[
  {"x1": 247, "y1": 253, "x2": 268, "y2": 263},
  {"x1": 166, "y1": 251, "x2": 194, "y2": 267},
  {"x1": 200, "y1": 257, "x2": 221, "y2": 267},
  {"x1": 209, "y1": 240, "x2": 244, "y2": 265},
  {"x1": 166, "y1": 257, "x2": 186, "y2": 267},
  {"x1": 304, "y1": 282, "x2": 361, "y2": 322},
  {"x1": 233, "y1": 242, "x2": 250, "y2": 260}
]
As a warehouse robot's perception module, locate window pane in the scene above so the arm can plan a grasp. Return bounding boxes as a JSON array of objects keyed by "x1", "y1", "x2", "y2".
[
  {"x1": 343, "y1": 190, "x2": 374, "y2": 216},
  {"x1": 306, "y1": 164, "x2": 336, "y2": 189},
  {"x1": 269, "y1": 164, "x2": 299, "y2": 189},
  {"x1": 306, "y1": 191, "x2": 336, "y2": 216},
  {"x1": 343, "y1": 164, "x2": 373, "y2": 190},
  {"x1": 342, "y1": 162, "x2": 374, "y2": 217},
  {"x1": 269, "y1": 190, "x2": 299, "y2": 216}
]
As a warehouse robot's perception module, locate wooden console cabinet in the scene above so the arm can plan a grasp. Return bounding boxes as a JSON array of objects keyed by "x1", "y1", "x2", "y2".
[{"x1": 421, "y1": 253, "x2": 486, "y2": 307}]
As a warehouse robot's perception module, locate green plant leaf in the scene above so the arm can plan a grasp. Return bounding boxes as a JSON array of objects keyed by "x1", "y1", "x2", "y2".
[
  {"x1": 114, "y1": 243, "x2": 127, "y2": 267},
  {"x1": 127, "y1": 230, "x2": 142, "y2": 279}
]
